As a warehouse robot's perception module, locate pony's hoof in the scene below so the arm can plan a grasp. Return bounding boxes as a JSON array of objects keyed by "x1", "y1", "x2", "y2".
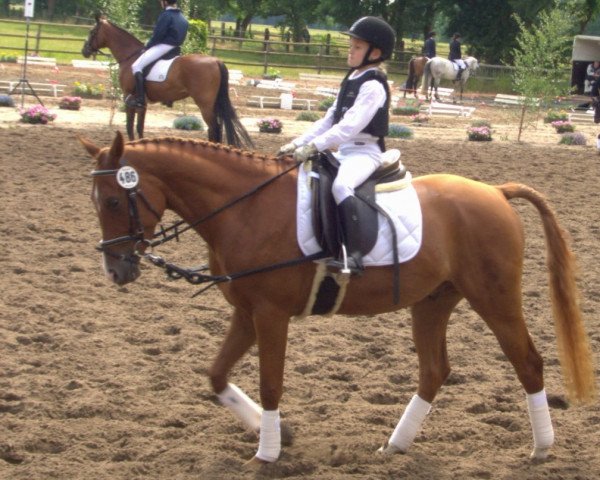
[
  {"x1": 377, "y1": 442, "x2": 406, "y2": 456},
  {"x1": 530, "y1": 446, "x2": 551, "y2": 461},
  {"x1": 243, "y1": 456, "x2": 271, "y2": 470}
]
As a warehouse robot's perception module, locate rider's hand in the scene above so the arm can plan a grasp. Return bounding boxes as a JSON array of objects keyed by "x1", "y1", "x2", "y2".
[
  {"x1": 277, "y1": 142, "x2": 297, "y2": 156},
  {"x1": 293, "y1": 143, "x2": 318, "y2": 162}
]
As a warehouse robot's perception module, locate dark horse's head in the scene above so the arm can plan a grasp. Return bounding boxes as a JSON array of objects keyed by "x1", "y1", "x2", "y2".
[
  {"x1": 80, "y1": 132, "x2": 166, "y2": 285},
  {"x1": 82, "y1": 14, "x2": 105, "y2": 58}
]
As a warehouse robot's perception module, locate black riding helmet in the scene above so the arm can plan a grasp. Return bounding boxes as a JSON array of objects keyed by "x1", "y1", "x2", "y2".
[{"x1": 344, "y1": 16, "x2": 396, "y2": 67}]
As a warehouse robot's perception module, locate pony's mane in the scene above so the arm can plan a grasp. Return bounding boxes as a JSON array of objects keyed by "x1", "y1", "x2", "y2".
[
  {"x1": 128, "y1": 136, "x2": 282, "y2": 163},
  {"x1": 106, "y1": 20, "x2": 143, "y2": 44}
]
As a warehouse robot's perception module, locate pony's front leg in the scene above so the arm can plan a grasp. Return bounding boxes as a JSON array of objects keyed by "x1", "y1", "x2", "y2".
[
  {"x1": 248, "y1": 308, "x2": 291, "y2": 464},
  {"x1": 136, "y1": 107, "x2": 146, "y2": 139},
  {"x1": 125, "y1": 106, "x2": 135, "y2": 141},
  {"x1": 210, "y1": 309, "x2": 262, "y2": 430}
]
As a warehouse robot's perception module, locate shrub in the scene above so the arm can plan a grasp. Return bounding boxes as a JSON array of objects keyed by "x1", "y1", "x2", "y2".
[
  {"x1": 19, "y1": 104, "x2": 56, "y2": 124},
  {"x1": 318, "y1": 97, "x2": 335, "y2": 111},
  {"x1": 0, "y1": 94, "x2": 15, "y2": 107},
  {"x1": 467, "y1": 126, "x2": 492, "y2": 141},
  {"x1": 257, "y1": 118, "x2": 282, "y2": 133},
  {"x1": 388, "y1": 124, "x2": 413, "y2": 139},
  {"x1": 295, "y1": 111, "x2": 321, "y2": 122},
  {"x1": 559, "y1": 132, "x2": 587, "y2": 146},
  {"x1": 173, "y1": 115, "x2": 204, "y2": 131},
  {"x1": 58, "y1": 96, "x2": 82, "y2": 110},
  {"x1": 543, "y1": 110, "x2": 568, "y2": 123},
  {"x1": 0, "y1": 53, "x2": 17, "y2": 62},
  {"x1": 73, "y1": 81, "x2": 104, "y2": 98},
  {"x1": 550, "y1": 120, "x2": 574, "y2": 133},
  {"x1": 392, "y1": 106, "x2": 420, "y2": 116}
]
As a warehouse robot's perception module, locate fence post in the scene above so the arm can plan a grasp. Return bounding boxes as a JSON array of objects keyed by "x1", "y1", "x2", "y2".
[
  {"x1": 211, "y1": 36, "x2": 216, "y2": 56},
  {"x1": 317, "y1": 45, "x2": 323, "y2": 74},
  {"x1": 34, "y1": 24, "x2": 42, "y2": 55},
  {"x1": 325, "y1": 33, "x2": 330, "y2": 56},
  {"x1": 263, "y1": 48, "x2": 268, "y2": 75}
]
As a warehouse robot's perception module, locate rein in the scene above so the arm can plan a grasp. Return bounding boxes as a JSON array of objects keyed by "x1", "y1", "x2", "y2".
[{"x1": 91, "y1": 158, "x2": 326, "y2": 294}]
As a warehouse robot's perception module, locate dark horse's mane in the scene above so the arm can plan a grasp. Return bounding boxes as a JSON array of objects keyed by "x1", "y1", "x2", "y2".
[{"x1": 128, "y1": 137, "x2": 283, "y2": 163}]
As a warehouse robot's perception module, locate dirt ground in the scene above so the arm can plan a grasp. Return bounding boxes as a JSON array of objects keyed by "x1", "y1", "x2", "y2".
[{"x1": 1, "y1": 62, "x2": 599, "y2": 480}]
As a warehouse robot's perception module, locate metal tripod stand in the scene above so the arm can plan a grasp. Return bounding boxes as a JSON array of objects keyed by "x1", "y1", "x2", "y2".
[{"x1": 8, "y1": 16, "x2": 43, "y2": 107}]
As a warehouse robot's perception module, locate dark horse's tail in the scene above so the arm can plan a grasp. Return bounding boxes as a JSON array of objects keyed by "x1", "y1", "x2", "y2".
[
  {"x1": 420, "y1": 59, "x2": 432, "y2": 96},
  {"x1": 214, "y1": 62, "x2": 254, "y2": 149},
  {"x1": 499, "y1": 183, "x2": 596, "y2": 404}
]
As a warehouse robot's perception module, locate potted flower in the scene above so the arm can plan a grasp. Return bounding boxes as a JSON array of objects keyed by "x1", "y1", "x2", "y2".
[
  {"x1": 257, "y1": 118, "x2": 283, "y2": 133},
  {"x1": 19, "y1": 104, "x2": 56, "y2": 124},
  {"x1": 410, "y1": 113, "x2": 429, "y2": 124},
  {"x1": 550, "y1": 120, "x2": 574, "y2": 134},
  {"x1": 73, "y1": 81, "x2": 104, "y2": 99},
  {"x1": 467, "y1": 125, "x2": 492, "y2": 141},
  {"x1": 58, "y1": 96, "x2": 82, "y2": 111}
]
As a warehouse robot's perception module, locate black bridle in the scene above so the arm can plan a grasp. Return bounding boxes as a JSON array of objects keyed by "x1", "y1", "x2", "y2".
[
  {"x1": 83, "y1": 21, "x2": 142, "y2": 65},
  {"x1": 90, "y1": 159, "x2": 327, "y2": 294}
]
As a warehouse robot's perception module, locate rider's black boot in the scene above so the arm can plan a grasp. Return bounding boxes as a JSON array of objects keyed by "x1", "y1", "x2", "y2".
[
  {"x1": 126, "y1": 72, "x2": 146, "y2": 108},
  {"x1": 327, "y1": 196, "x2": 364, "y2": 275},
  {"x1": 456, "y1": 67, "x2": 463, "y2": 81}
]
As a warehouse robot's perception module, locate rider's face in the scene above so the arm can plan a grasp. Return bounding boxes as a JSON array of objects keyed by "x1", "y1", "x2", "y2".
[{"x1": 347, "y1": 37, "x2": 381, "y2": 69}]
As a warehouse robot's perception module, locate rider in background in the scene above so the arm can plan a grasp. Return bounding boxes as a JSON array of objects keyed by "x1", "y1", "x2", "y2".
[
  {"x1": 127, "y1": 0, "x2": 189, "y2": 108},
  {"x1": 448, "y1": 32, "x2": 466, "y2": 80},
  {"x1": 278, "y1": 16, "x2": 395, "y2": 273},
  {"x1": 423, "y1": 31, "x2": 436, "y2": 59}
]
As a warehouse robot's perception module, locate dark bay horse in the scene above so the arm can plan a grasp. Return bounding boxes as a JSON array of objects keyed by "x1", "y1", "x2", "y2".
[
  {"x1": 420, "y1": 56, "x2": 478, "y2": 102},
  {"x1": 82, "y1": 15, "x2": 252, "y2": 147},
  {"x1": 81, "y1": 132, "x2": 596, "y2": 466},
  {"x1": 403, "y1": 56, "x2": 428, "y2": 98}
]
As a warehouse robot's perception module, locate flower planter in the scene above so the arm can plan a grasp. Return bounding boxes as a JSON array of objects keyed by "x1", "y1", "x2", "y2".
[{"x1": 259, "y1": 127, "x2": 282, "y2": 133}]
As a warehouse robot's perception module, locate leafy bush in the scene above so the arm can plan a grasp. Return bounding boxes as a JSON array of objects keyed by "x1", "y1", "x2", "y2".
[
  {"x1": 295, "y1": 111, "x2": 321, "y2": 122},
  {"x1": 0, "y1": 94, "x2": 15, "y2": 107},
  {"x1": 543, "y1": 110, "x2": 568, "y2": 123},
  {"x1": 550, "y1": 120, "x2": 574, "y2": 133},
  {"x1": 0, "y1": 52, "x2": 17, "y2": 62},
  {"x1": 183, "y1": 19, "x2": 208, "y2": 54},
  {"x1": 467, "y1": 126, "x2": 492, "y2": 141},
  {"x1": 19, "y1": 105, "x2": 56, "y2": 124},
  {"x1": 392, "y1": 106, "x2": 420, "y2": 116},
  {"x1": 318, "y1": 97, "x2": 335, "y2": 111},
  {"x1": 388, "y1": 124, "x2": 413, "y2": 139},
  {"x1": 559, "y1": 132, "x2": 587, "y2": 146},
  {"x1": 73, "y1": 81, "x2": 104, "y2": 98},
  {"x1": 173, "y1": 115, "x2": 204, "y2": 131},
  {"x1": 58, "y1": 96, "x2": 81, "y2": 110}
]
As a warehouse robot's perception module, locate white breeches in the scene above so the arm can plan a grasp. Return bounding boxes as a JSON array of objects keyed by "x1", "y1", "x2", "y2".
[
  {"x1": 453, "y1": 59, "x2": 466, "y2": 70},
  {"x1": 332, "y1": 142, "x2": 382, "y2": 204},
  {"x1": 131, "y1": 44, "x2": 174, "y2": 74}
]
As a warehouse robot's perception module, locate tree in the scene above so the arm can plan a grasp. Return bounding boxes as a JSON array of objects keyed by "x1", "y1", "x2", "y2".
[{"x1": 511, "y1": 6, "x2": 575, "y2": 140}]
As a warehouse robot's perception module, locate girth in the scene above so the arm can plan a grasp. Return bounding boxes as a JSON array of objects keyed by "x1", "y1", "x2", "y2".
[{"x1": 310, "y1": 150, "x2": 406, "y2": 259}]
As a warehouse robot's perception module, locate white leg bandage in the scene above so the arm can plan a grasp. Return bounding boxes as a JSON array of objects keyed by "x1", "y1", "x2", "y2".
[
  {"x1": 388, "y1": 394, "x2": 432, "y2": 452},
  {"x1": 217, "y1": 383, "x2": 262, "y2": 431},
  {"x1": 256, "y1": 409, "x2": 281, "y2": 462},
  {"x1": 526, "y1": 389, "x2": 554, "y2": 459}
]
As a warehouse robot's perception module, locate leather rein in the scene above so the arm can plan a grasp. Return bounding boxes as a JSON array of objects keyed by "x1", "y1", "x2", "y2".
[{"x1": 91, "y1": 158, "x2": 326, "y2": 295}]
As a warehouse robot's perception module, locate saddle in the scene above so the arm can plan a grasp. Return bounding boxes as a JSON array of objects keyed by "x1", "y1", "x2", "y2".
[{"x1": 310, "y1": 149, "x2": 406, "y2": 259}]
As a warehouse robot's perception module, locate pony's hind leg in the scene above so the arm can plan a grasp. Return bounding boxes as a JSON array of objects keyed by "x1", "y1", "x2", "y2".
[
  {"x1": 463, "y1": 275, "x2": 553, "y2": 459},
  {"x1": 379, "y1": 283, "x2": 462, "y2": 455}
]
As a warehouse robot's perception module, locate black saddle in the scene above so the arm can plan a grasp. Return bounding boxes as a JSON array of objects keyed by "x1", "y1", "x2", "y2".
[{"x1": 310, "y1": 150, "x2": 406, "y2": 259}]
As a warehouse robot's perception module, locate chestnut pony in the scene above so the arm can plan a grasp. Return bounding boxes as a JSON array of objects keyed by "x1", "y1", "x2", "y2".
[
  {"x1": 82, "y1": 15, "x2": 251, "y2": 147},
  {"x1": 81, "y1": 132, "x2": 595, "y2": 465},
  {"x1": 403, "y1": 56, "x2": 429, "y2": 98}
]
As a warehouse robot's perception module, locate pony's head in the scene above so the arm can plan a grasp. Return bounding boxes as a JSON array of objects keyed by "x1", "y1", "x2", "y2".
[
  {"x1": 82, "y1": 14, "x2": 108, "y2": 58},
  {"x1": 80, "y1": 132, "x2": 166, "y2": 285},
  {"x1": 465, "y1": 56, "x2": 479, "y2": 72}
]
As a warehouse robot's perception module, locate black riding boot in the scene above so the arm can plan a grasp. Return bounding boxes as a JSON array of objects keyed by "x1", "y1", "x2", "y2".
[
  {"x1": 126, "y1": 72, "x2": 146, "y2": 108},
  {"x1": 456, "y1": 67, "x2": 463, "y2": 81},
  {"x1": 327, "y1": 196, "x2": 364, "y2": 274}
]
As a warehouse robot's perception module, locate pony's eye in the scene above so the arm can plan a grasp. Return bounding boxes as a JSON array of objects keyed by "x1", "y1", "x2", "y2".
[{"x1": 105, "y1": 197, "x2": 120, "y2": 210}]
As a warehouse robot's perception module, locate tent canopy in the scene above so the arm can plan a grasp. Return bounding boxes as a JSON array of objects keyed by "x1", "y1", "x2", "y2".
[{"x1": 572, "y1": 35, "x2": 600, "y2": 62}]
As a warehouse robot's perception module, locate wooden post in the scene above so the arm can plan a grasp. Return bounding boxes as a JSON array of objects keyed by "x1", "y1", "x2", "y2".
[
  {"x1": 34, "y1": 24, "x2": 42, "y2": 55},
  {"x1": 317, "y1": 45, "x2": 323, "y2": 74}
]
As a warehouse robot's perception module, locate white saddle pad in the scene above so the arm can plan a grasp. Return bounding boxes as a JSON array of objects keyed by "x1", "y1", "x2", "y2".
[
  {"x1": 146, "y1": 57, "x2": 177, "y2": 82},
  {"x1": 296, "y1": 164, "x2": 423, "y2": 266}
]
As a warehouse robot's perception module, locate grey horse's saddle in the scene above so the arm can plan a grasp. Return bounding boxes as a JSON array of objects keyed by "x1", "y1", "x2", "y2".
[{"x1": 310, "y1": 149, "x2": 406, "y2": 259}]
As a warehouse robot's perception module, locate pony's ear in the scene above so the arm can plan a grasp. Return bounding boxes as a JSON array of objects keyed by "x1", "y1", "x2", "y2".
[
  {"x1": 108, "y1": 131, "x2": 125, "y2": 164},
  {"x1": 94, "y1": 12, "x2": 105, "y2": 23},
  {"x1": 78, "y1": 136, "x2": 101, "y2": 158}
]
